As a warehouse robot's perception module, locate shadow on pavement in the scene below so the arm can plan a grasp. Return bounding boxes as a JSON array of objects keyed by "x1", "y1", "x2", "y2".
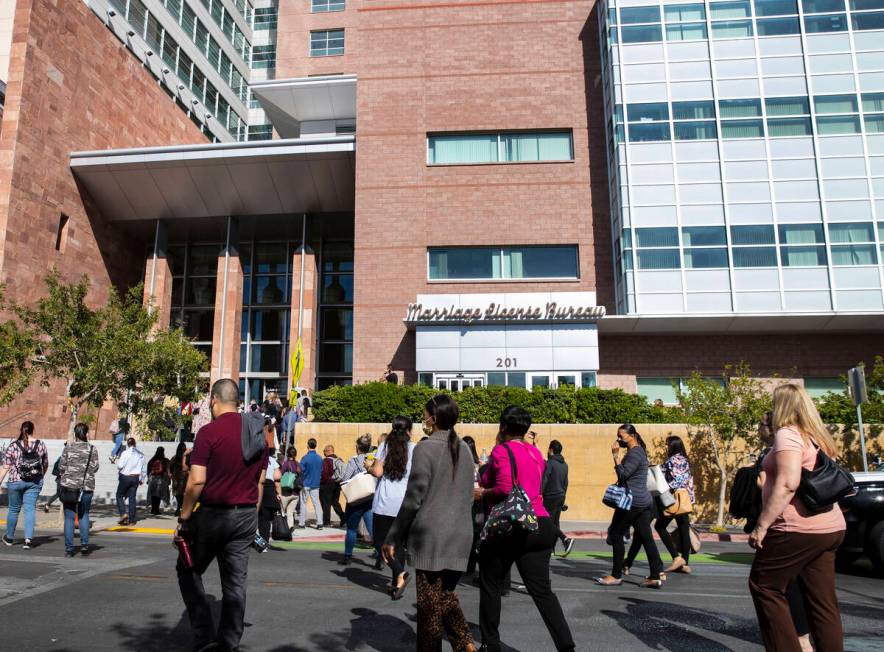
[
  {"x1": 105, "y1": 602, "x2": 215, "y2": 651},
  {"x1": 331, "y1": 566, "x2": 392, "y2": 594},
  {"x1": 601, "y1": 597, "x2": 761, "y2": 651}
]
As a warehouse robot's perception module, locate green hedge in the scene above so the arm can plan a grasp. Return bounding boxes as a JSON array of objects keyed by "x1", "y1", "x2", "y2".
[{"x1": 311, "y1": 382, "x2": 683, "y2": 424}]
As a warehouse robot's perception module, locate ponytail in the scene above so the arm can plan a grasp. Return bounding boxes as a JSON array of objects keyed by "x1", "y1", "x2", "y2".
[
  {"x1": 619, "y1": 423, "x2": 647, "y2": 450},
  {"x1": 426, "y1": 394, "x2": 461, "y2": 479},
  {"x1": 18, "y1": 421, "x2": 34, "y2": 442}
]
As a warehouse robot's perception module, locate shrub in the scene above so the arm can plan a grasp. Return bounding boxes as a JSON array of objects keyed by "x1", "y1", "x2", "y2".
[{"x1": 311, "y1": 382, "x2": 684, "y2": 424}]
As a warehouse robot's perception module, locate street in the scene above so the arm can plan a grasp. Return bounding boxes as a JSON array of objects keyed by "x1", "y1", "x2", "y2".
[{"x1": 1, "y1": 529, "x2": 882, "y2": 651}]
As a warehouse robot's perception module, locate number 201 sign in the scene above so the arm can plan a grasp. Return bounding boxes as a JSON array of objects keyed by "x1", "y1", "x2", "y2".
[{"x1": 496, "y1": 357, "x2": 517, "y2": 368}]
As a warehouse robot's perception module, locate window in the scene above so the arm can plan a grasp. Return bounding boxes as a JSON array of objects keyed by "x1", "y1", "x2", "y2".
[
  {"x1": 310, "y1": 29, "x2": 345, "y2": 56},
  {"x1": 851, "y1": 0, "x2": 884, "y2": 8},
  {"x1": 636, "y1": 227, "x2": 679, "y2": 248},
  {"x1": 779, "y1": 223, "x2": 824, "y2": 244},
  {"x1": 814, "y1": 94, "x2": 858, "y2": 114},
  {"x1": 637, "y1": 377, "x2": 678, "y2": 405},
  {"x1": 731, "y1": 225, "x2": 775, "y2": 245},
  {"x1": 829, "y1": 223, "x2": 878, "y2": 264},
  {"x1": 427, "y1": 131, "x2": 573, "y2": 164},
  {"x1": 711, "y1": 1, "x2": 752, "y2": 18},
  {"x1": 755, "y1": 0, "x2": 799, "y2": 15},
  {"x1": 55, "y1": 214, "x2": 69, "y2": 252},
  {"x1": 317, "y1": 241, "x2": 353, "y2": 388},
  {"x1": 581, "y1": 372, "x2": 598, "y2": 388},
  {"x1": 251, "y1": 44, "x2": 276, "y2": 69},
  {"x1": 637, "y1": 249, "x2": 681, "y2": 269},
  {"x1": 427, "y1": 246, "x2": 579, "y2": 280},
  {"x1": 757, "y1": 16, "x2": 801, "y2": 33},
  {"x1": 804, "y1": 377, "x2": 845, "y2": 399},
  {"x1": 685, "y1": 248, "x2": 729, "y2": 268},
  {"x1": 673, "y1": 101, "x2": 716, "y2": 139},
  {"x1": 852, "y1": 11, "x2": 884, "y2": 28},
  {"x1": 253, "y1": 6, "x2": 277, "y2": 29},
  {"x1": 719, "y1": 99, "x2": 762, "y2": 118},
  {"x1": 711, "y1": 20, "x2": 754, "y2": 37},
  {"x1": 675, "y1": 121, "x2": 718, "y2": 139},
  {"x1": 682, "y1": 226, "x2": 726, "y2": 246},
  {"x1": 721, "y1": 119, "x2": 765, "y2": 138},
  {"x1": 804, "y1": 14, "x2": 848, "y2": 31},
  {"x1": 312, "y1": 0, "x2": 346, "y2": 10},
  {"x1": 802, "y1": 0, "x2": 844, "y2": 12},
  {"x1": 765, "y1": 97, "x2": 811, "y2": 136},
  {"x1": 769, "y1": 117, "x2": 812, "y2": 136},
  {"x1": 733, "y1": 247, "x2": 778, "y2": 266},
  {"x1": 664, "y1": 3, "x2": 706, "y2": 20},
  {"x1": 627, "y1": 103, "x2": 669, "y2": 122},
  {"x1": 621, "y1": 24, "x2": 664, "y2": 42},
  {"x1": 621, "y1": 6, "x2": 661, "y2": 23},
  {"x1": 248, "y1": 124, "x2": 273, "y2": 141},
  {"x1": 862, "y1": 93, "x2": 884, "y2": 113},
  {"x1": 672, "y1": 101, "x2": 715, "y2": 120},
  {"x1": 628, "y1": 123, "x2": 671, "y2": 141},
  {"x1": 816, "y1": 115, "x2": 860, "y2": 134},
  {"x1": 779, "y1": 224, "x2": 826, "y2": 266},
  {"x1": 766, "y1": 97, "x2": 809, "y2": 116}
]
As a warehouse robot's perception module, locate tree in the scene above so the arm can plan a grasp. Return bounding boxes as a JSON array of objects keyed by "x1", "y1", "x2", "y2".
[
  {"x1": 0, "y1": 270, "x2": 207, "y2": 439},
  {"x1": 676, "y1": 363, "x2": 771, "y2": 528}
]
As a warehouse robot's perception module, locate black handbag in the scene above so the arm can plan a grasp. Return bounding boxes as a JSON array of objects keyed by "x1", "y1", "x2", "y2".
[
  {"x1": 271, "y1": 510, "x2": 292, "y2": 541},
  {"x1": 479, "y1": 443, "x2": 538, "y2": 542},
  {"x1": 798, "y1": 445, "x2": 856, "y2": 513},
  {"x1": 59, "y1": 446, "x2": 94, "y2": 505}
]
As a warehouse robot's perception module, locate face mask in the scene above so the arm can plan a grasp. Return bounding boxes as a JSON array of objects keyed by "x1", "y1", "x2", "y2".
[
  {"x1": 618, "y1": 439, "x2": 628, "y2": 448},
  {"x1": 422, "y1": 418, "x2": 434, "y2": 436}
]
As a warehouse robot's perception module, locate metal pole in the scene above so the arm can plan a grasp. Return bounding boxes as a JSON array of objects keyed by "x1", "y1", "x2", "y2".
[
  {"x1": 297, "y1": 214, "x2": 307, "y2": 341},
  {"x1": 857, "y1": 403, "x2": 868, "y2": 473},
  {"x1": 217, "y1": 216, "x2": 232, "y2": 379}
]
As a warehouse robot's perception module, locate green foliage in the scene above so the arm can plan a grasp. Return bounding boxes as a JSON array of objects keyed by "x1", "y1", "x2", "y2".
[
  {"x1": 311, "y1": 382, "x2": 684, "y2": 425},
  {"x1": 815, "y1": 356, "x2": 884, "y2": 468},
  {"x1": 677, "y1": 363, "x2": 772, "y2": 527},
  {"x1": 0, "y1": 270, "x2": 208, "y2": 438}
]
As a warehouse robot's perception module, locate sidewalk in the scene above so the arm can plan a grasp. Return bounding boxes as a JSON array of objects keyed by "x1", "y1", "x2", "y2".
[{"x1": 0, "y1": 505, "x2": 749, "y2": 543}]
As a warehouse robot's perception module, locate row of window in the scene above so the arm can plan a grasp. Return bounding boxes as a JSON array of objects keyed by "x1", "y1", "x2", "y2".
[
  {"x1": 158, "y1": 0, "x2": 250, "y2": 103},
  {"x1": 618, "y1": 222, "x2": 884, "y2": 269},
  {"x1": 312, "y1": 0, "x2": 346, "y2": 11},
  {"x1": 614, "y1": 94, "x2": 884, "y2": 141},
  {"x1": 427, "y1": 131, "x2": 574, "y2": 164},
  {"x1": 110, "y1": 0, "x2": 248, "y2": 140},
  {"x1": 637, "y1": 375, "x2": 843, "y2": 404},
  {"x1": 428, "y1": 246, "x2": 579, "y2": 280},
  {"x1": 607, "y1": 0, "x2": 884, "y2": 42},
  {"x1": 232, "y1": 0, "x2": 254, "y2": 25},
  {"x1": 253, "y1": 6, "x2": 277, "y2": 30},
  {"x1": 251, "y1": 44, "x2": 276, "y2": 69},
  {"x1": 197, "y1": 0, "x2": 251, "y2": 57}
]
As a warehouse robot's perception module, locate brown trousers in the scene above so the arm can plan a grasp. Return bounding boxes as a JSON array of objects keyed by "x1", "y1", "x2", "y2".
[
  {"x1": 415, "y1": 569, "x2": 474, "y2": 652},
  {"x1": 748, "y1": 528, "x2": 845, "y2": 652}
]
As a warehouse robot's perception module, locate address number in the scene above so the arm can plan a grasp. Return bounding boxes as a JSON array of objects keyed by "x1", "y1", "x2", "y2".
[{"x1": 496, "y1": 357, "x2": 518, "y2": 368}]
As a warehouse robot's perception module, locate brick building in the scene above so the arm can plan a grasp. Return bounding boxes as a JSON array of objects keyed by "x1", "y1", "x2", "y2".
[{"x1": 0, "y1": 0, "x2": 882, "y2": 436}]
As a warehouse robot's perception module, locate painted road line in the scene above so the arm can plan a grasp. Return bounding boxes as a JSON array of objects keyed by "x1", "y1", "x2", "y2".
[{"x1": 105, "y1": 526, "x2": 175, "y2": 534}]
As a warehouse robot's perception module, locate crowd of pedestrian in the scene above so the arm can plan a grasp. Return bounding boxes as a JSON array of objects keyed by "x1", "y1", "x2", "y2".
[{"x1": 0, "y1": 379, "x2": 850, "y2": 652}]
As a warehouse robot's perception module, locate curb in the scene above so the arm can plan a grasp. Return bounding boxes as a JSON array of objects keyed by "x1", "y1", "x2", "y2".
[{"x1": 565, "y1": 530, "x2": 750, "y2": 543}]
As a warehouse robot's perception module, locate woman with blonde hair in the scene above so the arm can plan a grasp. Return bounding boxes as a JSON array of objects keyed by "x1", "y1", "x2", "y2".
[{"x1": 748, "y1": 383, "x2": 846, "y2": 652}]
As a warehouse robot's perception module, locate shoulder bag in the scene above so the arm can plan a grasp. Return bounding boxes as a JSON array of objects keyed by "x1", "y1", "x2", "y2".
[
  {"x1": 59, "y1": 445, "x2": 94, "y2": 505},
  {"x1": 663, "y1": 487, "x2": 693, "y2": 517},
  {"x1": 271, "y1": 509, "x2": 293, "y2": 541},
  {"x1": 480, "y1": 442, "x2": 539, "y2": 542},
  {"x1": 798, "y1": 443, "x2": 856, "y2": 513},
  {"x1": 341, "y1": 471, "x2": 377, "y2": 504}
]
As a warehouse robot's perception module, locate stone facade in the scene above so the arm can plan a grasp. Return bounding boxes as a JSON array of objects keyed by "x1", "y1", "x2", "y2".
[{"x1": 0, "y1": 0, "x2": 207, "y2": 438}]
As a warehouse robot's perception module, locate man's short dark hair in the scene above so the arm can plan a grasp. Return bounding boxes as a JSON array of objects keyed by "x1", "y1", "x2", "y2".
[
  {"x1": 307, "y1": 438, "x2": 317, "y2": 449},
  {"x1": 549, "y1": 440, "x2": 563, "y2": 455},
  {"x1": 211, "y1": 378, "x2": 239, "y2": 405},
  {"x1": 127, "y1": 437, "x2": 136, "y2": 447},
  {"x1": 500, "y1": 405, "x2": 531, "y2": 437}
]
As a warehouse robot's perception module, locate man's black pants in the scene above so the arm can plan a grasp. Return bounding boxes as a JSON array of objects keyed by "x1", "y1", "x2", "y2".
[
  {"x1": 319, "y1": 483, "x2": 345, "y2": 526},
  {"x1": 479, "y1": 517, "x2": 575, "y2": 651},
  {"x1": 177, "y1": 506, "x2": 257, "y2": 650},
  {"x1": 543, "y1": 494, "x2": 567, "y2": 542}
]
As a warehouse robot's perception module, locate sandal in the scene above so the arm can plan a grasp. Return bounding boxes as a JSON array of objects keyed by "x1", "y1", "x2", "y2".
[
  {"x1": 664, "y1": 556, "x2": 686, "y2": 573},
  {"x1": 641, "y1": 578, "x2": 663, "y2": 589},
  {"x1": 674, "y1": 565, "x2": 691, "y2": 575},
  {"x1": 593, "y1": 576, "x2": 623, "y2": 586}
]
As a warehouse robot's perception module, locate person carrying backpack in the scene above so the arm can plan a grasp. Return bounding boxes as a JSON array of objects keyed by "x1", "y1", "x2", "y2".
[
  {"x1": 320, "y1": 445, "x2": 346, "y2": 528},
  {"x1": 1, "y1": 421, "x2": 49, "y2": 549},
  {"x1": 279, "y1": 447, "x2": 303, "y2": 527},
  {"x1": 147, "y1": 447, "x2": 171, "y2": 515}
]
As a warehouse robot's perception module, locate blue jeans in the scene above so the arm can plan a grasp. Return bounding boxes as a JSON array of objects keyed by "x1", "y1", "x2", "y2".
[
  {"x1": 344, "y1": 500, "x2": 373, "y2": 558},
  {"x1": 63, "y1": 491, "x2": 93, "y2": 551},
  {"x1": 116, "y1": 474, "x2": 139, "y2": 523},
  {"x1": 5, "y1": 480, "x2": 43, "y2": 541},
  {"x1": 111, "y1": 432, "x2": 125, "y2": 458}
]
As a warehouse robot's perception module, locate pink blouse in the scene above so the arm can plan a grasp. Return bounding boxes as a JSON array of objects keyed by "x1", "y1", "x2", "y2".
[{"x1": 480, "y1": 440, "x2": 549, "y2": 518}]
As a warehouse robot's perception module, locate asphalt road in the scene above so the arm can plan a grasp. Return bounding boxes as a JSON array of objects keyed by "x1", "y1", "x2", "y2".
[{"x1": 1, "y1": 531, "x2": 882, "y2": 651}]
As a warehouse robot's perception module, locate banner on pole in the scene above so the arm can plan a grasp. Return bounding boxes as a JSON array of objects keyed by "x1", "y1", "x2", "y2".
[{"x1": 290, "y1": 338, "x2": 305, "y2": 401}]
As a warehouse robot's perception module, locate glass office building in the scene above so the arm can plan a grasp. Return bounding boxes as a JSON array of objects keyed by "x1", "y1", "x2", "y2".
[{"x1": 598, "y1": 0, "x2": 884, "y2": 315}]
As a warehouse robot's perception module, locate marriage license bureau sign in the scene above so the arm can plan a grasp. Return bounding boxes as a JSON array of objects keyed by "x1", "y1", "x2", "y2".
[{"x1": 405, "y1": 301, "x2": 606, "y2": 325}]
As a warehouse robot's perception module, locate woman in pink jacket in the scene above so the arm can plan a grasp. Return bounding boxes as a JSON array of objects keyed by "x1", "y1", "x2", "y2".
[{"x1": 475, "y1": 406, "x2": 575, "y2": 652}]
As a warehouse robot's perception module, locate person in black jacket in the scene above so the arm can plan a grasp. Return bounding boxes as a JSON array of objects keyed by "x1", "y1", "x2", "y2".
[{"x1": 542, "y1": 440, "x2": 574, "y2": 557}]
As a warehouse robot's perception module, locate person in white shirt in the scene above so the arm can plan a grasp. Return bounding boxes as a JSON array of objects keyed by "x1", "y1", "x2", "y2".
[{"x1": 115, "y1": 438, "x2": 146, "y2": 525}]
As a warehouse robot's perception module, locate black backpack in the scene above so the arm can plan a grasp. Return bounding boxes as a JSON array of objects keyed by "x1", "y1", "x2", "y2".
[
  {"x1": 729, "y1": 464, "x2": 761, "y2": 520},
  {"x1": 17, "y1": 441, "x2": 44, "y2": 482},
  {"x1": 241, "y1": 410, "x2": 266, "y2": 462}
]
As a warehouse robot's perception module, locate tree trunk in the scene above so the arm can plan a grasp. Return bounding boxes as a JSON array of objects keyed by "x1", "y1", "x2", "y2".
[
  {"x1": 716, "y1": 461, "x2": 728, "y2": 528},
  {"x1": 66, "y1": 379, "x2": 77, "y2": 442}
]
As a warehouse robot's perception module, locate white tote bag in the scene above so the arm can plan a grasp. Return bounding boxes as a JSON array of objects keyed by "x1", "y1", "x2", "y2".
[
  {"x1": 649, "y1": 465, "x2": 676, "y2": 508},
  {"x1": 341, "y1": 472, "x2": 377, "y2": 504}
]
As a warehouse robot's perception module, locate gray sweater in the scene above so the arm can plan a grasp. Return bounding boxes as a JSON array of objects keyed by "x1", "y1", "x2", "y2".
[
  {"x1": 615, "y1": 446, "x2": 651, "y2": 508},
  {"x1": 58, "y1": 442, "x2": 99, "y2": 491},
  {"x1": 385, "y1": 430, "x2": 475, "y2": 572}
]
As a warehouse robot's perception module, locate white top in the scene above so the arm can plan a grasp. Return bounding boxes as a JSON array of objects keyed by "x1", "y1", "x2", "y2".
[
  {"x1": 265, "y1": 456, "x2": 280, "y2": 482},
  {"x1": 116, "y1": 447, "x2": 146, "y2": 482},
  {"x1": 372, "y1": 441, "x2": 416, "y2": 517}
]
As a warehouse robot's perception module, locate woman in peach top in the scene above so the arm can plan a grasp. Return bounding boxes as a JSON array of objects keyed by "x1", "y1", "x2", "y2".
[{"x1": 748, "y1": 383, "x2": 846, "y2": 652}]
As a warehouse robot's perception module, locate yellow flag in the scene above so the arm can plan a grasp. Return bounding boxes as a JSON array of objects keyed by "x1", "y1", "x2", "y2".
[{"x1": 290, "y1": 337, "x2": 305, "y2": 392}]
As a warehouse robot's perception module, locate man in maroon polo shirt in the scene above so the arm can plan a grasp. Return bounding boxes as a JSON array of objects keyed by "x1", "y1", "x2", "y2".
[{"x1": 175, "y1": 378, "x2": 268, "y2": 652}]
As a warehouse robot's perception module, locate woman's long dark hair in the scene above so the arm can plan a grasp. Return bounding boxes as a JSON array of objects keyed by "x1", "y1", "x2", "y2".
[
  {"x1": 150, "y1": 447, "x2": 166, "y2": 463},
  {"x1": 18, "y1": 421, "x2": 34, "y2": 442},
  {"x1": 383, "y1": 416, "x2": 412, "y2": 482},
  {"x1": 462, "y1": 435, "x2": 480, "y2": 465},
  {"x1": 173, "y1": 442, "x2": 187, "y2": 465},
  {"x1": 74, "y1": 423, "x2": 89, "y2": 442},
  {"x1": 666, "y1": 435, "x2": 689, "y2": 462},
  {"x1": 619, "y1": 423, "x2": 647, "y2": 450},
  {"x1": 426, "y1": 394, "x2": 460, "y2": 478}
]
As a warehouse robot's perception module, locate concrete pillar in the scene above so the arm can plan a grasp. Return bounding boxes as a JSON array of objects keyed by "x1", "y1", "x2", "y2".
[
  {"x1": 142, "y1": 220, "x2": 173, "y2": 331},
  {"x1": 210, "y1": 217, "x2": 243, "y2": 383},
  {"x1": 288, "y1": 244, "x2": 317, "y2": 393}
]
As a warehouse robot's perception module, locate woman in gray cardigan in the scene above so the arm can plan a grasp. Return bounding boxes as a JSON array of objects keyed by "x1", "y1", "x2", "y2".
[{"x1": 382, "y1": 394, "x2": 477, "y2": 652}]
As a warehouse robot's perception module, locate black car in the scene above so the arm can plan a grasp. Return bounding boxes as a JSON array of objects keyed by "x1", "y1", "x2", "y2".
[{"x1": 838, "y1": 466, "x2": 884, "y2": 574}]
